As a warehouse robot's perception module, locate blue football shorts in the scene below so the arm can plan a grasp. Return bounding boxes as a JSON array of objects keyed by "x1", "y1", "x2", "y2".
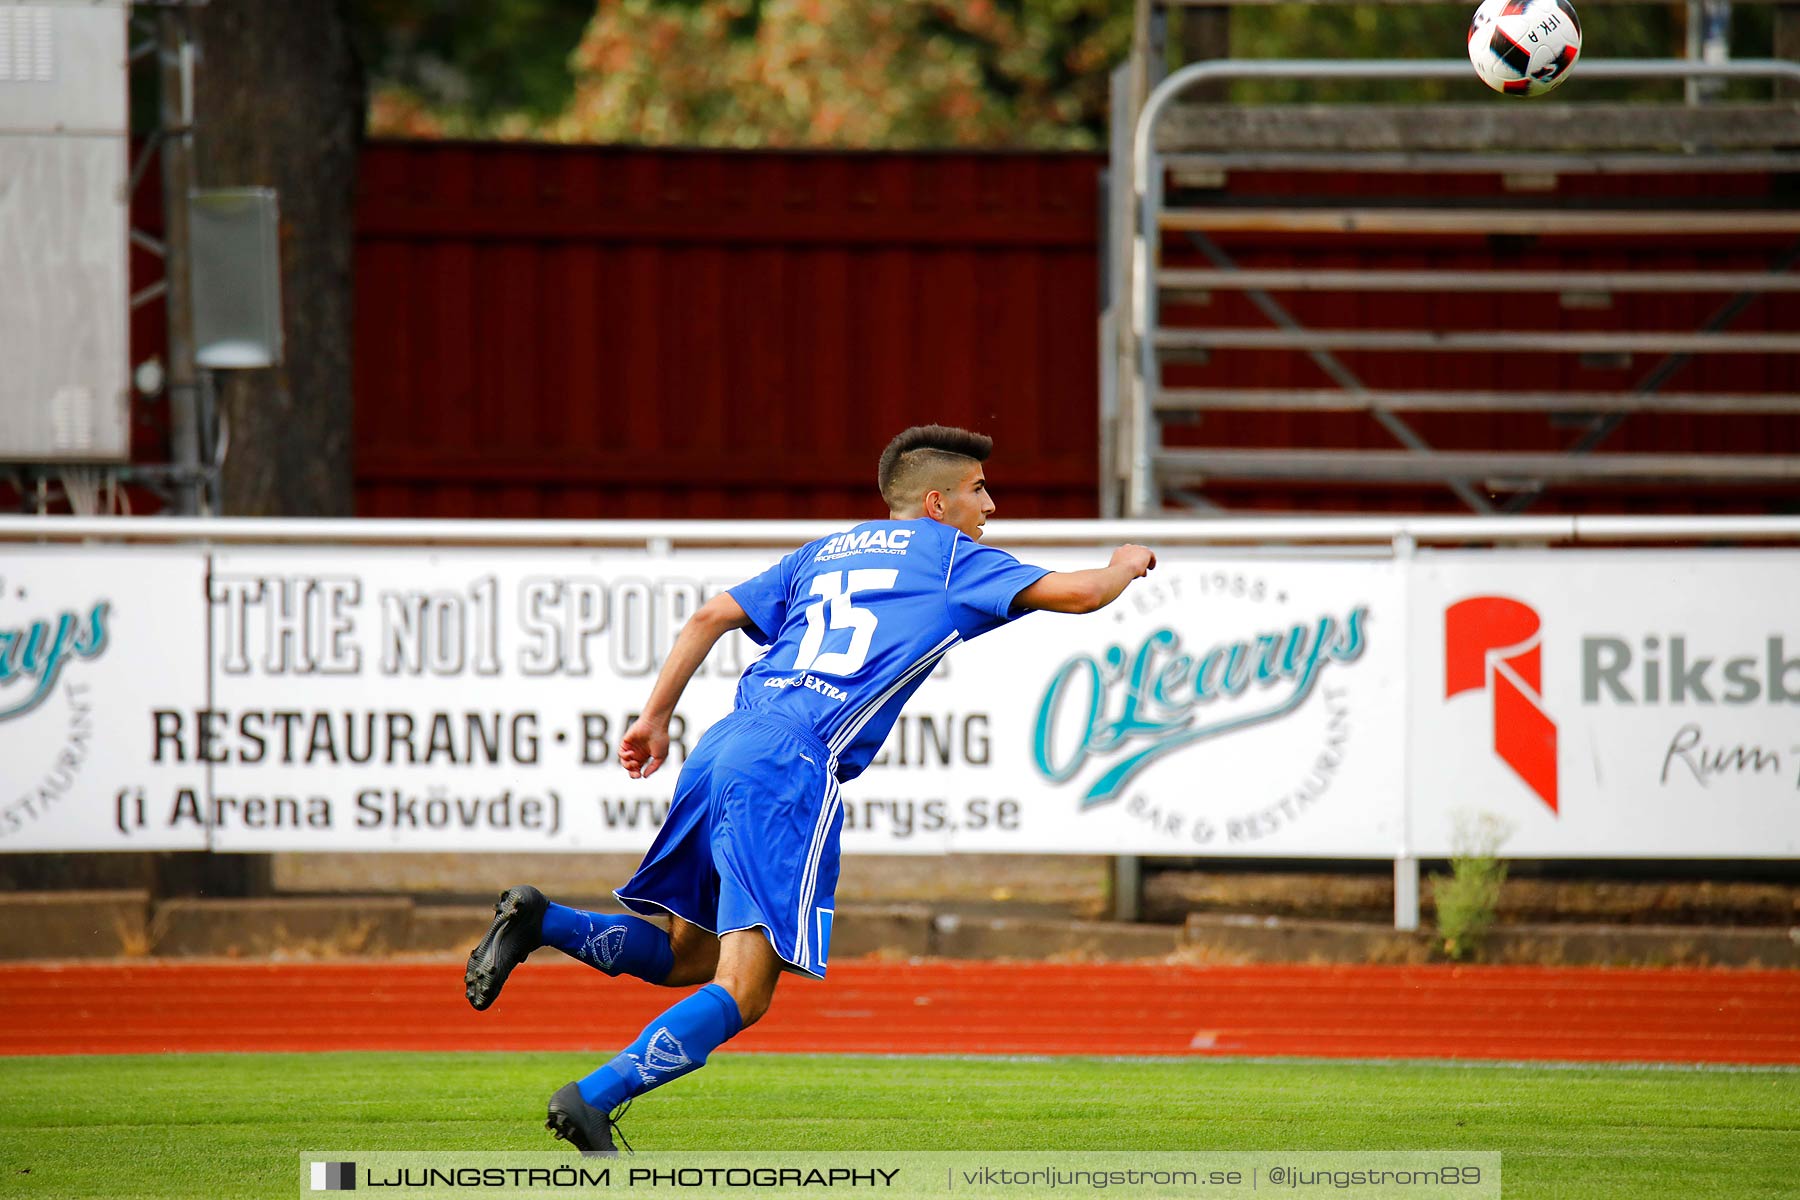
[{"x1": 614, "y1": 709, "x2": 842, "y2": 980}]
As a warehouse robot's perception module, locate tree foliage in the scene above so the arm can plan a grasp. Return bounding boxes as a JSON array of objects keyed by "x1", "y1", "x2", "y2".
[
  {"x1": 358, "y1": 1, "x2": 1781, "y2": 144},
  {"x1": 366, "y1": 0, "x2": 1133, "y2": 147},
  {"x1": 352, "y1": 0, "x2": 598, "y2": 124}
]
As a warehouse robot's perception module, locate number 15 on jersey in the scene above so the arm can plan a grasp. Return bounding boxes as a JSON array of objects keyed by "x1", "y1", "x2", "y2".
[{"x1": 792, "y1": 569, "x2": 899, "y2": 675}]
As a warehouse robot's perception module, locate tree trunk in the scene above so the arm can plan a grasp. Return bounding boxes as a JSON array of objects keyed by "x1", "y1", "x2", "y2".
[{"x1": 192, "y1": 1, "x2": 363, "y2": 516}]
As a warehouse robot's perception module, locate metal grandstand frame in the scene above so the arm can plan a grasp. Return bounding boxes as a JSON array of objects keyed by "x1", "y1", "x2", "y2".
[
  {"x1": 2, "y1": 0, "x2": 213, "y2": 517},
  {"x1": 1106, "y1": 13, "x2": 1800, "y2": 517}
]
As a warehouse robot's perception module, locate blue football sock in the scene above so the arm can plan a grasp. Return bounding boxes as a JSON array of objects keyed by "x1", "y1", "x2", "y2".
[
  {"x1": 539, "y1": 903, "x2": 674, "y2": 985},
  {"x1": 577, "y1": 984, "x2": 744, "y2": 1111}
]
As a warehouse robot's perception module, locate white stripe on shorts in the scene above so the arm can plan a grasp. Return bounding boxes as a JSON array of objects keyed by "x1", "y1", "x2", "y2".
[{"x1": 794, "y1": 770, "x2": 840, "y2": 971}]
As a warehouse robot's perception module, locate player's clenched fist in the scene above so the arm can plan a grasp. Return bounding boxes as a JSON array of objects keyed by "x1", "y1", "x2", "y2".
[{"x1": 1110, "y1": 544, "x2": 1156, "y2": 577}]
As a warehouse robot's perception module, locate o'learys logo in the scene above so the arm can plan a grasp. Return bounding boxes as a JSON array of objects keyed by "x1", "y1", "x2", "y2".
[
  {"x1": 1031, "y1": 607, "x2": 1368, "y2": 811},
  {"x1": 1, "y1": 602, "x2": 110, "y2": 721},
  {"x1": 0, "y1": 597, "x2": 110, "y2": 838}
]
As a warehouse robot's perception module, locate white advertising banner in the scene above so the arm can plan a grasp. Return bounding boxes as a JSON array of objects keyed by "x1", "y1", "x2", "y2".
[
  {"x1": 12, "y1": 534, "x2": 1799, "y2": 860},
  {"x1": 914, "y1": 554, "x2": 1406, "y2": 856},
  {"x1": 1, "y1": 544, "x2": 1408, "y2": 856},
  {"x1": 199, "y1": 547, "x2": 761, "y2": 853},
  {"x1": 1, "y1": 548, "x2": 209, "y2": 850},
  {"x1": 1409, "y1": 550, "x2": 1800, "y2": 857}
]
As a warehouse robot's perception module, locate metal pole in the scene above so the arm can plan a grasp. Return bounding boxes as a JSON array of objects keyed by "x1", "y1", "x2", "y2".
[
  {"x1": 1129, "y1": 0, "x2": 1155, "y2": 119},
  {"x1": 1130, "y1": 147, "x2": 1160, "y2": 518},
  {"x1": 158, "y1": 5, "x2": 201, "y2": 516},
  {"x1": 1111, "y1": 854, "x2": 1143, "y2": 923},
  {"x1": 1103, "y1": 63, "x2": 1134, "y2": 521},
  {"x1": 8, "y1": 513, "x2": 1800, "y2": 546},
  {"x1": 1687, "y1": 0, "x2": 1704, "y2": 106},
  {"x1": 1393, "y1": 530, "x2": 1421, "y2": 932},
  {"x1": 1395, "y1": 856, "x2": 1421, "y2": 932}
]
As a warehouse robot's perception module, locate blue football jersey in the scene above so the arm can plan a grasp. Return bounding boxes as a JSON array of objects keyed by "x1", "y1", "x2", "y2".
[{"x1": 726, "y1": 518, "x2": 1050, "y2": 780}]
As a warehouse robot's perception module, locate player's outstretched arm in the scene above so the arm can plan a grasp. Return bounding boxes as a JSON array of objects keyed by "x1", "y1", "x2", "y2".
[
  {"x1": 618, "y1": 593, "x2": 755, "y2": 779},
  {"x1": 1014, "y1": 544, "x2": 1157, "y2": 615}
]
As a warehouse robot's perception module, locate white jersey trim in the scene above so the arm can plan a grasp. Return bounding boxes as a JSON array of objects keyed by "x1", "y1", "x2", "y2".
[{"x1": 826, "y1": 629, "x2": 960, "y2": 756}]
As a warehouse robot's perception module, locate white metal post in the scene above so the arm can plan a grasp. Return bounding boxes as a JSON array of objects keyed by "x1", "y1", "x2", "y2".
[
  {"x1": 1393, "y1": 530, "x2": 1421, "y2": 931},
  {"x1": 1395, "y1": 856, "x2": 1421, "y2": 933}
]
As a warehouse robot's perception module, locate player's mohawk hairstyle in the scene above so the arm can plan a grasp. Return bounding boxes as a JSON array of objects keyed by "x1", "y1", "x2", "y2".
[{"x1": 878, "y1": 424, "x2": 993, "y2": 511}]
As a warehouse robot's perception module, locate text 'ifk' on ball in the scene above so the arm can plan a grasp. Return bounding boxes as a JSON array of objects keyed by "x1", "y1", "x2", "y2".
[{"x1": 1468, "y1": 0, "x2": 1583, "y2": 96}]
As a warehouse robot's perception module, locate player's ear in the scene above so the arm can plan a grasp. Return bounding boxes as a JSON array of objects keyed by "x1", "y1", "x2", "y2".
[{"x1": 922, "y1": 488, "x2": 945, "y2": 520}]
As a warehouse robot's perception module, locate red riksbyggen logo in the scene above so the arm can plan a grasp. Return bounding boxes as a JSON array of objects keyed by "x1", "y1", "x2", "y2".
[{"x1": 1445, "y1": 596, "x2": 1559, "y2": 814}]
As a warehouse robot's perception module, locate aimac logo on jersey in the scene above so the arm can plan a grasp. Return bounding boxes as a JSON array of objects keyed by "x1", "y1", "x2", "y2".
[{"x1": 1445, "y1": 595, "x2": 1558, "y2": 813}]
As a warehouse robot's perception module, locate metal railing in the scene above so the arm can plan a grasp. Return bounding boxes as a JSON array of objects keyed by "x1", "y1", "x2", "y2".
[
  {"x1": 9, "y1": 513, "x2": 1800, "y2": 546},
  {"x1": 1116, "y1": 58, "x2": 1800, "y2": 516}
]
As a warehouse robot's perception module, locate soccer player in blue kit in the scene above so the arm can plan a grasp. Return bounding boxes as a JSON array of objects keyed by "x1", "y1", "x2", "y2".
[{"x1": 465, "y1": 425, "x2": 1156, "y2": 1153}]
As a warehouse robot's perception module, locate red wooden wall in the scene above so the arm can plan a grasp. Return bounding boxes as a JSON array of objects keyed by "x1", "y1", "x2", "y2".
[
  {"x1": 90, "y1": 140, "x2": 1791, "y2": 520},
  {"x1": 351, "y1": 143, "x2": 1106, "y2": 520}
]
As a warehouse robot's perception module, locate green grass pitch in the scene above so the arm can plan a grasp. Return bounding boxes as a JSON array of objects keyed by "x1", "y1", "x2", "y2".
[{"x1": 2, "y1": 1052, "x2": 1795, "y2": 1198}]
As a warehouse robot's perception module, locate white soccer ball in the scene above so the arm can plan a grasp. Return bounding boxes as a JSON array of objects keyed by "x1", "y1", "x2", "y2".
[{"x1": 1467, "y1": 0, "x2": 1583, "y2": 96}]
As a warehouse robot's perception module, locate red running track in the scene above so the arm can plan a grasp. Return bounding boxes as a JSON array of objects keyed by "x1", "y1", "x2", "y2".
[{"x1": 2, "y1": 960, "x2": 1797, "y2": 1064}]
